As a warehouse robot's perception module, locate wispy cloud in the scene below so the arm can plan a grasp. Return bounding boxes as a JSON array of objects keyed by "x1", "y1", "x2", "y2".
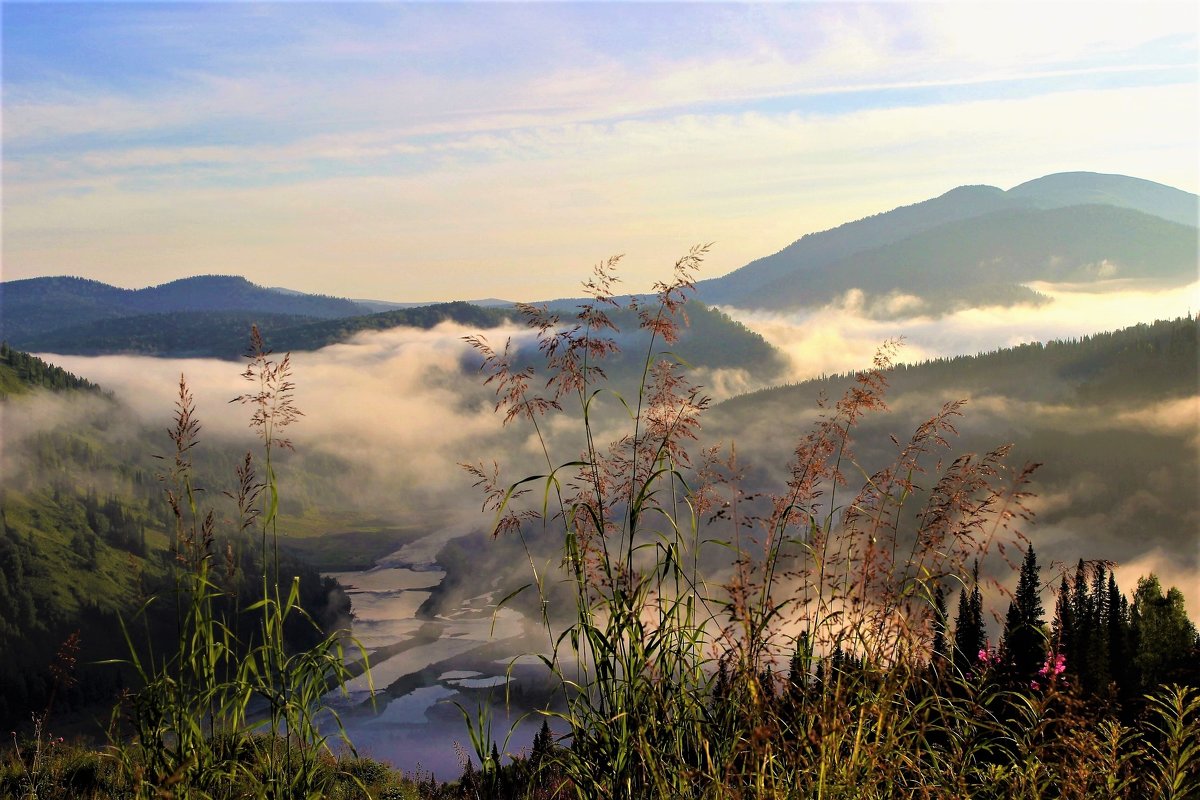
[{"x1": 3, "y1": 4, "x2": 1196, "y2": 301}]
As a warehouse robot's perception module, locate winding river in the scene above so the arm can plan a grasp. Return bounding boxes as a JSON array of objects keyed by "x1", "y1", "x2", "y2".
[{"x1": 320, "y1": 532, "x2": 548, "y2": 779}]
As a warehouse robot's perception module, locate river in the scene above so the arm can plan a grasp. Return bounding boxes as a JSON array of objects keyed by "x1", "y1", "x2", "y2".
[{"x1": 320, "y1": 531, "x2": 551, "y2": 780}]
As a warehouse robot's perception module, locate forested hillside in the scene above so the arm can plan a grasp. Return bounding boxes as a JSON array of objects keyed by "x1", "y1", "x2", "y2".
[
  {"x1": 0, "y1": 347, "x2": 352, "y2": 729},
  {"x1": 713, "y1": 317, "x2": 1199, "y2": 571},
  {"x1": 0, "y1": 343, "x2": 105, "y2": 396}
]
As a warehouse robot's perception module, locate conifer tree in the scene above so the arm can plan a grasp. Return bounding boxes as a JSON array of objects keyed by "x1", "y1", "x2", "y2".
[
  {"x1": 1106, "y1": 571, "x2": 1131, "y2": 699},
  {"x1": 1089, "y1": 564, "x2": 1111, "y2": 689},
  {"x1": 531, "y1": 719, "x2": 553, "y2": 769},
  {"x1": 1068, "y1": 559, "x2": 1090, "y2": 683},
  {"x1": 1052, "y1": 573, "x2": 1073, "y2": 660},
  {"x1": 953, "y1": 561, "x2": 986, "y2": 675},
  {"x1": 1001, "y1": 545, "x2": 1045, "y2": 680}
]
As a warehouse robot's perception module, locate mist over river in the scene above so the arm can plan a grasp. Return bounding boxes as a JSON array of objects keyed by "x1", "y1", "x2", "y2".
[{"x1": 320, "y1": 531, "x2": 551, "y2": 778}]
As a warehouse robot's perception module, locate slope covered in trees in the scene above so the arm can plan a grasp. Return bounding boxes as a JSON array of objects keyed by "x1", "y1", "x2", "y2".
[
  {"x1": 712, "y1": 317, "x2": 1199, "y2": 574},
  {"x1": 0, "y1": 342, "x2": 105, "y2": 396},
  {"x1": 0, "y1": 347, "x2": 353, "y2": 730}
]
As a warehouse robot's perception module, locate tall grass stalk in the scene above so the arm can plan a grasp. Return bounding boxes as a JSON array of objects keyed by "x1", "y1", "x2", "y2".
[
  {"x1": 107, "y1": 329, "x2": 367, "y2": 799},
  {"x1": 463, "y1": 249, "x2": 1069, "y2": 799}
]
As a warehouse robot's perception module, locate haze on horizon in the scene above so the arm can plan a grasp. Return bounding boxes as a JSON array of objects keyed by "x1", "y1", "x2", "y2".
[{"x1": 3, "y1": 2, "x2": 1198, "y2": 304}]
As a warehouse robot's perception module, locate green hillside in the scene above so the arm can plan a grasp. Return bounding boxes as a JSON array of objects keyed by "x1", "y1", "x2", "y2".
[
  {"x1": 0, "y1": 347, "x2": 352, "y2": 730},
  {"x1": 0, "y1": 342, "x2": 105, "y2": 397}
]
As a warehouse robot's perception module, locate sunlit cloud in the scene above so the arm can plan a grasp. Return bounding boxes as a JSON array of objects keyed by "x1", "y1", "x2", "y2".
[
  {"x1": 3, "y1": 3, "x2": 1196, "y2": 301},
  {"x1": 727, "y1": 279, "x2": 1200, "y2": 382}
]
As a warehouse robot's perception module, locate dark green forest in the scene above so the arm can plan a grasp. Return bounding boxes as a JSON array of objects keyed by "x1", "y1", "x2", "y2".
[{"x1": 0, "y1": 343, "x2": 106, "y2": 395}]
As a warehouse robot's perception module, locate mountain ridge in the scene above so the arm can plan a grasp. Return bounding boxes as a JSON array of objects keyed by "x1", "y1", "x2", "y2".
[{"x1": 695, "y1": 171, "x2": 1198, "y2": 311}]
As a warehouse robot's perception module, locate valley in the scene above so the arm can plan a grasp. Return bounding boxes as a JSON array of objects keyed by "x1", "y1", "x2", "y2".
[{"x1": 1, "y1": 171, "x2": 1197, "y2": 789}]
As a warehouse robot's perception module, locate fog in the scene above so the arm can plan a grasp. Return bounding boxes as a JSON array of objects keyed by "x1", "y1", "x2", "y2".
[
  {"x1": 30, "y1": 288, "x2": 1198, "y2": 603},
  {"x1": 724, "y1": 279, "x2": 1200, "y2": 382},
  {"x1": 39, "y1": 322, "x2": 544, "y2": 522},
  {"x1": 9, "y1": 295, "x2": 1197, "y2": 770}
]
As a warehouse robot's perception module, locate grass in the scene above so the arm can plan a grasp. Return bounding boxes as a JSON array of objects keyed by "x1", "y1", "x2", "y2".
[
  {"x1": 2, "y1": 251, "x2": 1198, "y2": 799},
  {"x1": 457, "y1": 248, "x2": 1200, "y2": 799}
]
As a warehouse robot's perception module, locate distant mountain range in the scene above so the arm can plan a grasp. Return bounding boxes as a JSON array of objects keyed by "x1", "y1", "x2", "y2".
[
  {"x1": 7, "y1": 303, "x2": 510, "y2": 359},
  {"x1": 0, "y1": 275, "x2": 370, "y2": 342},
  {"x1": 696, "y1": 171, "x2": 1198, "y2": 313},
  {"x1": 0, "y1": 286, "x2": 786, "y2": 386},
  {"x1": 3, "y1": 171, "x2": 1196, "y2": 353}
]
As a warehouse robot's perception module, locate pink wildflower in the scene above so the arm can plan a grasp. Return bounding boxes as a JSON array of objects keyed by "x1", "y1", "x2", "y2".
[{"x1": 1032, "y1": 652, "x2": 1067, "y2": 690}]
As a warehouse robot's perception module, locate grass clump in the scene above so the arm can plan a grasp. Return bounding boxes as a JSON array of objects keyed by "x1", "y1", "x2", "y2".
[
  {"x1": 99, "y1": 328, "x2": 368, "y2": 799},
  {"x1": 461, "y1": 248, "x2": 1200, "y2": 799}
]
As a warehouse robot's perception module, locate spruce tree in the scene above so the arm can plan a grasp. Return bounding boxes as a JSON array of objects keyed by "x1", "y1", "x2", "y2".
[
  {"x1": 531, "y1": 719, "x2": 553, "y2": 769},
  {"x1": 953, "y1": 561, "x2": 986, "y2": 675},
  {"x1": 1052, "y1": 573, "x2": 1073, "y2": 660},
  {"x1": 1106, "y1": 571, "x2": 1130, "y2": 700},
  {"x1": 1001, "y1": 545, "x2": 1046, "y2": 681},
  {"x1": 1069, "y1": 559, "x2": 1091, "y2": 686},
  {"x1": 1086, "y1": 564, "x2": 1111, "y2": 691}
]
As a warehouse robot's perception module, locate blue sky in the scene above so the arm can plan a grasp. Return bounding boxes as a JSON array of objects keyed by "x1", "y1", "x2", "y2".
[{"x1": 3, "y1": 2, "x2": 1197, "y2": 301}]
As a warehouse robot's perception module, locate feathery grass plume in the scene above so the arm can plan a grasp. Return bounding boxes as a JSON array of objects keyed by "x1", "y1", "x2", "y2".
[
  {"x1": 108, "y1": 375, "x2": 244, "y2": 797},
  {"x1": 102, "y1": 330, "x2": 367, "y2": 799},
  {"x1": 460, "y1": 247, "x2": 1099, "y2": 799},
  {"x1": 230, "y1": 324, "x2": 365, "y2": 800}
]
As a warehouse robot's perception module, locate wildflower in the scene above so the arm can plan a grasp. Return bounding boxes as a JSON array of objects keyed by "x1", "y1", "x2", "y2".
[{"x1": 1032, "y1": 652, "x2": 1067, "y2": 690}]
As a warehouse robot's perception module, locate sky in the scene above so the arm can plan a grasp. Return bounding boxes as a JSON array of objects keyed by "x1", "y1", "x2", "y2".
[{"x1": 2, "y1": 2, "x2": 1198, "y2": 303}]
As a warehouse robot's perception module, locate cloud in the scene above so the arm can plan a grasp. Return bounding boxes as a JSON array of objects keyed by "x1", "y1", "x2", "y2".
[
  {"x1": 726, "y1": 279, "x2": 1200, "y2": 383},
  {"x1": 8, "y1": 83, "x2": 1198, "y2": 303},
  {"x1": 3, "y1": 0, "x2": 1196, "y2": 302}
]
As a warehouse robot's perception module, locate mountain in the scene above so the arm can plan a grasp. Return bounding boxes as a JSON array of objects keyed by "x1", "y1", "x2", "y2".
[
  {"x1": 15, "y1": 311, "x2": 320, "y2": 358},
  {"x1": 0, "y1": 275, "x2": 372, "y2": 343},
  {"x1": 697, "y1": 172, "x2": 1199, "y2": 312},
  {"x1": 738, "y1": 205, "x2": 1196, "y2": 313},
  {"x1": 1008, "y1": 171, "x2": 1199, "y2": 226},
  {"x1": 7, "y1": 302, "x2": 513, "y2": 359}
]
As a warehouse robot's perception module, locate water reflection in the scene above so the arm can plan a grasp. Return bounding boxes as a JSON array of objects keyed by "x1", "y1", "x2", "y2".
[{"x1": 322, "y1": 534, "x2": 545, "y2": 778}]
